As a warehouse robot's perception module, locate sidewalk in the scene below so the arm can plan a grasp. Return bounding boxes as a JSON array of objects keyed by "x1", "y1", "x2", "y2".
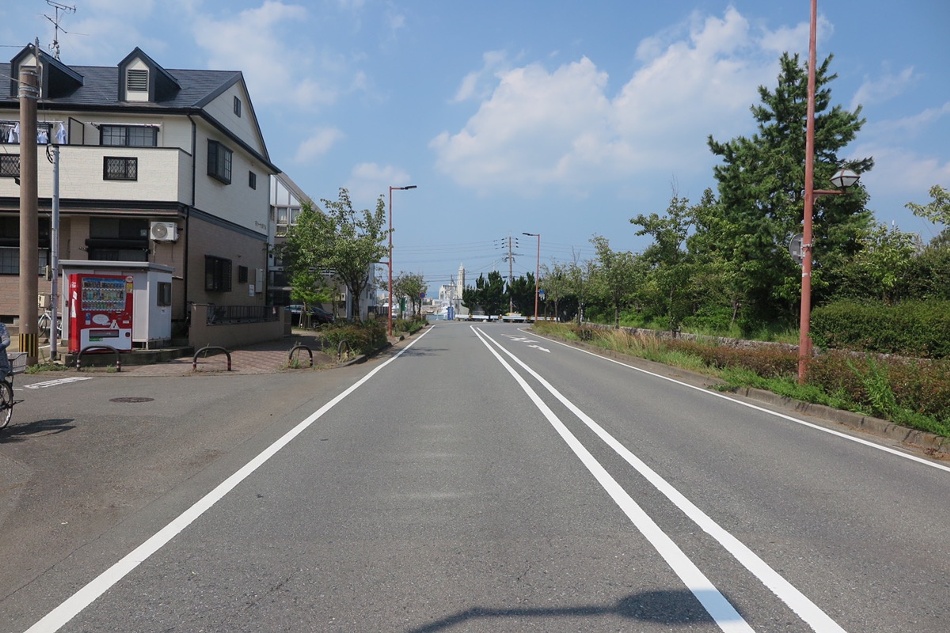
[{"x1": 8, "y1": 331, "x2": 340, "y2": 376}]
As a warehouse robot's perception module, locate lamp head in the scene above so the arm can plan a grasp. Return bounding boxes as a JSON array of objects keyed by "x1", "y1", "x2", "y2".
[{"x1": 830, "y1": 168, "x2": 860, "y2": 190}]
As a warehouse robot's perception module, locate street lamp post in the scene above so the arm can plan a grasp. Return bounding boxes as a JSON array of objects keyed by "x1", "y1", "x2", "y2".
[
  {"x1": 388, "y1": 184, "x2": 416, "y2": 338},
  {"x1": 522, "y1": 232, "x2": 540, "y2": 322},
  {"x1": 799, "y1": 0, "x2": 859, "y2": 383}
]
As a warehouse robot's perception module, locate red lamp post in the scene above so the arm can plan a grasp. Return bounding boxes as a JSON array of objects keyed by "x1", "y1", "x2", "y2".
[
  {"x1": 522, "y1": 232, "x2": 540, "y2": 322},
  {"x1": 388, "y1": 184, "x2": 416, "y2": 337},
  {"x1": 798, "y1": 0, "x2": 859, "y2": 383}
]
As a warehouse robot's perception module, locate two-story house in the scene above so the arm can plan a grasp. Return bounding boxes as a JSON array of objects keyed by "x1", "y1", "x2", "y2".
[{"x1": 0, "y1": 44, "x2": 278, "y2": 339}]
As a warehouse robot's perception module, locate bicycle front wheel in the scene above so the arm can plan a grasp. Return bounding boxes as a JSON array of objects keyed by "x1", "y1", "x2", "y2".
[{"x1": 0, "y1": 380, "x2": 12, "y2": 429}]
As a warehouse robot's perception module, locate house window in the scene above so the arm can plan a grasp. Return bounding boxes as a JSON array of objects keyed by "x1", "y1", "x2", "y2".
[
  {"x1": 127, "y1": 69, "x2": 148, "y2": 92},
  {"x1": 103, "y1": 157, "x2": 138, "y2": 181},
  {"x1": 0, "y1": 154, "x2": 18, "y2": 178},
  {"x1": 0, "y1": 246, "x2": 49, "y2": 275},
  {"x1": 233, "y1": 96, "x2": 242, "y2": 117},
  {"x1": 205, "y1": 255, "x2": 232, "y2": 292},
  {"x1": 87, "y1": 217, "x2": 148, "y2": 261},
  {"x1": 101, "y1": 125, "x2": 158, "y2": 147},
  {"x1": 207, "y1": 140, "x2": 232, "y2": 184},
  {"x1": 238, "y1": 265, "x2": 248, "y2": 284},
  {"x1": 248, "y1": 171, "x2": 256, "y2": 189},
  {"x1": 157, "y1": 281, "x2": 172, "y2": 306}
]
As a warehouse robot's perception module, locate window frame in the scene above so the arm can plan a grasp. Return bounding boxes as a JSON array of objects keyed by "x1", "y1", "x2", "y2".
[
  {"x1": 0, "y1": 154, "x2": 18, "y2": 178},
  {"x1": 207, "y1": 140, "x2": 233, "y2": 185},
  {"x1": 103, "y1": 156, "x2": 138, "y2": 181},
  {"x1": 204, "y1": 255, "x2": 233, "y2": 292},
  {"x1": 100, "y1": 124, "x2": 158, "y2": 147}
]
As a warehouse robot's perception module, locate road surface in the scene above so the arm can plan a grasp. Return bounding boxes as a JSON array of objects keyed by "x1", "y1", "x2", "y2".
[{"x1": 1, "y1": 322, "x2": 947, "y2": 632}]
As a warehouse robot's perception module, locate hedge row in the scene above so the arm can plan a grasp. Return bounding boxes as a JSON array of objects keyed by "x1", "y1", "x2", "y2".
[{"x1": 811, "y1": 300, "x2": 950, "y2": 359}]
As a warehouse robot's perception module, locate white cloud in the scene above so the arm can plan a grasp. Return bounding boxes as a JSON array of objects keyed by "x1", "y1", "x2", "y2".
[
  {"x1": 852, "y1": 66, "x2": 918, "y2": 110},
  {"x1": 345, "y1": 163, "x2": 412, "y2": 206},
  {"x1": 192, "y1": 1, "x2": 342, "y2": 109},
  {"x1": 294, "y1": 127, "x2": 345, "y2": 163},
  {"x1": 432, "y1": 7, "x2": 782, "y2": 197},
  {"x1": 452, "y1": 50, "x2": 508, "y2": 103}
]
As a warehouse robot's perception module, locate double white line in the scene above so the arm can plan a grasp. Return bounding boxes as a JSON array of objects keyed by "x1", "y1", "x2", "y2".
[{"x1": 472, "y1": 325, "x2": 846, "y2": 633}]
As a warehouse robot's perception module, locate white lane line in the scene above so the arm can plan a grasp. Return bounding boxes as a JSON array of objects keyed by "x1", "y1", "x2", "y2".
[
  {"x1": 23, "y1": 377, "x2": 95, "y2": 389},
  {"x1": 25, "y1": 327, "x2": 435, "y2": 633},
  {"x1": 471, "y1": 326, "x2": 754, "y2": 633},
  {"x1": 484, "y1": 327, "x2": 847, "y2": 633},
  {"x1": 528, "y1": 329, "x2": 950, "y2": 475}
]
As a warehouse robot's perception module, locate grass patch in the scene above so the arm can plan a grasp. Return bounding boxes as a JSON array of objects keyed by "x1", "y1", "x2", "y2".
[{"x1": 531, "y1": 322, "x2": 950, "y2": 438}]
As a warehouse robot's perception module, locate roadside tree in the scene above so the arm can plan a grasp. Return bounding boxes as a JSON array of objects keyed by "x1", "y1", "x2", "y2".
[
  {"x1": 705, "y1": 52, "x2": 873, "y2": 331},
  {"x1": 394, "y1": 272, "x2": 427, "y2": 318}
]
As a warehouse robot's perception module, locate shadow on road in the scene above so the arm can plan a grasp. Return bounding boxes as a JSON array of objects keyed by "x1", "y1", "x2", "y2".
[
  {"x1": 0, "y1": 418, "x2": 75, "y2": 441},
  {"x1": 406, "y1": 589, "x2": 733, "y2": 632}
]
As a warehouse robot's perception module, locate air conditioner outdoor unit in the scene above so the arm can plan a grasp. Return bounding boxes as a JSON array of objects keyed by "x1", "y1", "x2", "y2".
[{"x1": 150, "y1": 221, "x2": 178, "y2": 242}]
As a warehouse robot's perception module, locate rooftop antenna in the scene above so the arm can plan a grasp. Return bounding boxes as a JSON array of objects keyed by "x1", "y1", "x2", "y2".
[{"x1": 44, "y1": 1, "x2": 76, "y2": 60}]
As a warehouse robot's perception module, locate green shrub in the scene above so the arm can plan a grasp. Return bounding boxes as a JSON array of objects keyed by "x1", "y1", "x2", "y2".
[
  {"x1": 321, "y1": 321, "x2": 387, "y2": 356},
  {"x1": 812, "y1": 300, "x2": 950, "y2": 358}
]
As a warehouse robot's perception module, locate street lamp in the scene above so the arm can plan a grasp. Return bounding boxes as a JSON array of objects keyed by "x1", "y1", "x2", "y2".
[
  {"x1": 388, "y1": 184, "x2": 416, "y2": 337},
  {"x1": 522, "y1": 232, "x2": 540, "y2": 322},
  {"x1": 799, "y1": 0, "x2": 859, "y2": 383}
]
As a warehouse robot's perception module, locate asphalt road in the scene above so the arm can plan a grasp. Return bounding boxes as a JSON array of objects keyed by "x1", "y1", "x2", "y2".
[{"x1": 1, "y1": 322, "x2": 947, "y2": 632}]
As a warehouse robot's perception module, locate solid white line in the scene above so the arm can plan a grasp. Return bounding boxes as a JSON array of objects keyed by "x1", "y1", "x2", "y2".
[
  {"x1": 25, "y1": 328, "x2": 434, "y2": 633},
  {"x1": 527, "y1": 328, "x2": 950, "y2": 475},
  {"x1": 487, "y1": 328, "x2": 847, "y2": 632},
  {"x1": 471, "y1": 326, "x2": 754, "y2": 633}
]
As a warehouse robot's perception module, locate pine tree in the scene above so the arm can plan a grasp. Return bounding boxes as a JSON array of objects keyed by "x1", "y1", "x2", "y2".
[{"x1": 705, "y1": 53, "x2": 873, "y2": 331}]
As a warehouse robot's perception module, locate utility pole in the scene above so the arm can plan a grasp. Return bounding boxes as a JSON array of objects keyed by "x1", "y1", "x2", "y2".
[
  {"x1": 19, "y1": 48, "x2": 40, "y2": 365},
  {"x1": 497, "y1": 235, "x2": 520, "y2": 313}
]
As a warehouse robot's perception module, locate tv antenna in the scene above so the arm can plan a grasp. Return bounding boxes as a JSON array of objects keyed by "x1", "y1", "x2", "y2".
[{"x1": 44, "y1": 1, "x2": 76, "y2": 60}]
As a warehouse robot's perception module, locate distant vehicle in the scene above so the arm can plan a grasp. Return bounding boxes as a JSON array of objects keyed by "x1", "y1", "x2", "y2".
[{"x1": 309, "y1": 306, "x2": 334, "y2": 324}]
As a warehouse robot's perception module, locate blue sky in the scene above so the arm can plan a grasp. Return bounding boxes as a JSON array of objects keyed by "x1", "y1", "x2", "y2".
[{"x1": 3, "y1": 1, "x2": 948, "y2": 292}]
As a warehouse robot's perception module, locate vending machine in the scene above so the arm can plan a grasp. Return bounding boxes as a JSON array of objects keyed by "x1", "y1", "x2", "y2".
[{"x1": 68, "y1": 273, "x2": 134, "y2": 353}]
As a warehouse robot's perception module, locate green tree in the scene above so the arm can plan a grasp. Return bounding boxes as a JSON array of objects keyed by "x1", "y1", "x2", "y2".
[
  {"x1": 463, "y1": 271, "x2": 507, "y2": 317},
  {"x1": 316, "y1": 188, "x2": 387, "y2": 322},
  {"x1": 281, "y1": 192, "x2": 386, "y2": 322},
  {"x1": 566, "y1": 252, "x2": 598, "y2": 324},
  {"x1": 850, "y1": 223, "x2": 921, "y2": 304},
  {"x1": 280, "y1": 202, "x2": 333, "y2": 324},
  {"x1": 906, "y1": 184, "x2": 950, "y2": 227},
  {"x1": 589, "y1": 235, "x2": 639, "y2": 327},
  {"x1": 539, "y1": 261, "x2": 576, "y2": 322},
  {"x1": 507, "y1": 273, "x2": 537, "y2": 315},
  {"x1": 705, "y1": 52, "x2": 873, "y2": 331},
  {"x1": 630, "y1": 190, "x2": 703, "y2": 330},
  {"x1": 394, "y1": 272, "x2": 427, "y2": 318}
]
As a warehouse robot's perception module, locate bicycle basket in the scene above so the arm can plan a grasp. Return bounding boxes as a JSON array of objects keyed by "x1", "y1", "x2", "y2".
[{"x1": 11, "y1": 352, "x2": 27, "y2": 375}]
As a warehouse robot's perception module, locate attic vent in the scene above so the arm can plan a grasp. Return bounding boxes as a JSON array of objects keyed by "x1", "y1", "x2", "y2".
[{"x1": 127, "y1": 69, "x2": 148, "y2": 92}]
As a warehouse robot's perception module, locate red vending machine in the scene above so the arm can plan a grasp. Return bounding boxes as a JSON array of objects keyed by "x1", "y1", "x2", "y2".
[{"x1": 68, "y1": 274, "x2": 134, "y2": 354}]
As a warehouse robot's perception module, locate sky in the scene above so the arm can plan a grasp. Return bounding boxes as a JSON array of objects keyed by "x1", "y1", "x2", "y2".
[{"x1": 2, "y1": 0, "x2": 948, "y2": 293}]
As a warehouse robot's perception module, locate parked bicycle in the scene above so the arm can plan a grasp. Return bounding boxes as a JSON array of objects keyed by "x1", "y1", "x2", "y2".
[
  {"x1": 1, "y1": 321, "x2": 22, "y2": 430},
  {"x1": 38, "y1": 309, "x2": 62, "y2": 340},
  {"x1": 0, "y1": 360, "x2": 22, "y2": 430}
]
